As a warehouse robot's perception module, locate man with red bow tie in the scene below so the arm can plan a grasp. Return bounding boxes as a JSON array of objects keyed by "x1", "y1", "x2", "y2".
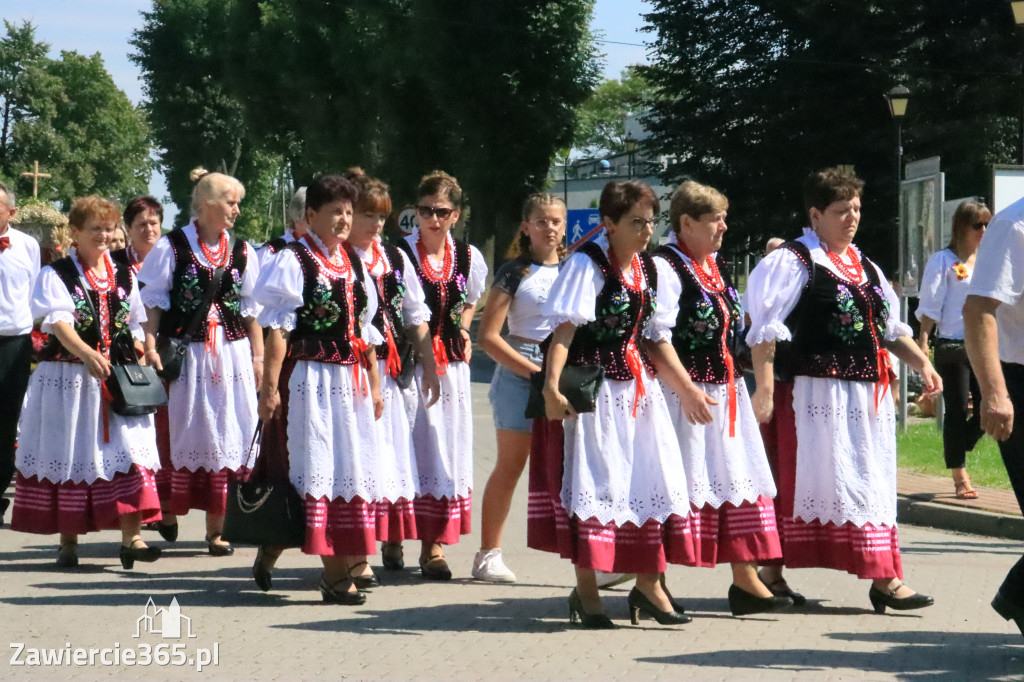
[{"x1": 0, "y1": 182, "x2": 40, "y2": 525}]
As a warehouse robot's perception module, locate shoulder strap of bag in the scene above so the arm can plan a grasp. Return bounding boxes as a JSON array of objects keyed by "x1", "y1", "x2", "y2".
[
  {"x1": 75, "y1": 272, "x2": 110, "y2": 358},
  {"x1": 242, "y1": 420, "x2": 264, "y2": 470},
  {"x1": 180, "y1": 233, "x2": 236, "y2": 344}
]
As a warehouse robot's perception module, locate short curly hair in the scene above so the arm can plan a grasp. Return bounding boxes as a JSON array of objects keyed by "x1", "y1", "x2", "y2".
[{"x1": 68, "y1": 195, "x2": 121, "y2": 231}]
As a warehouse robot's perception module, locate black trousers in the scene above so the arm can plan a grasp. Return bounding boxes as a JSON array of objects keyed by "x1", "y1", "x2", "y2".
[
  {"x1": 998, "y1": 362, "x2": 1024, "y2": 605},
  {"x1": 0, "y1": 334, "x2": 32, "y2": 497},
  {"x1": 934, "y1": 343, "x2": 983, "y2": 469}
]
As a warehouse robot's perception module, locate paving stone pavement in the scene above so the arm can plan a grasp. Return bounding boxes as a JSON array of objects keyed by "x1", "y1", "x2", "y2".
[{"x1": 1, "y1": 381, "x2": 1024, "y2": 681}]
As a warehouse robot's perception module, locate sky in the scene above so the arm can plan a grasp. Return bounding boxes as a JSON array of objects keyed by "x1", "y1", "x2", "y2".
[{"x1": 0, "y1": 0, "x2": 653, "y2": 224}]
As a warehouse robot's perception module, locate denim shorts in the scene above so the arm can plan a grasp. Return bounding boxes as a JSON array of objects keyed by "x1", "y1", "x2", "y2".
[{"x1": 488, "y1": 337, "x2": 544, "y2": 433}]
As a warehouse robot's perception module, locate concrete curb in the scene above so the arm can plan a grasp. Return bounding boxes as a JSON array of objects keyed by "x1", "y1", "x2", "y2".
[{"x1": 898, "y1": 495, "x2": 1024, "y2": 541}]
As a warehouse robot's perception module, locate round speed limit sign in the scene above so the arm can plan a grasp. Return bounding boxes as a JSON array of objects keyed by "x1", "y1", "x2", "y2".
[{"x1": 397, "y1": 206, "x2": 417, "y2": 235}]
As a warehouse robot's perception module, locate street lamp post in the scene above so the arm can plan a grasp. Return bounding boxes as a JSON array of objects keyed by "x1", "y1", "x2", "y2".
[
  {"x1": 1012, "y1": 2, "x2": 1024, "y2": 163},
  {"x1": 885, "y1": 84, "x2": 911, "y2": 431},
  {"x1": 625, "y1": 133, "x2": 637, "y2": 179}
]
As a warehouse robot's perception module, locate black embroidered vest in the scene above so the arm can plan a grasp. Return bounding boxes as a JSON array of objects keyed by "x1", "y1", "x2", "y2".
[
  {"x1": 396, "y1": 237, "x2": 472, "y2": 363},
  {"x1": 110, "y1": 247, "x2": 144, "y2": 287},
  {"x1": 157, "y1": 229, "x2": 248, "y2": 343},
  {"x1": 261, "y1": 236, "x2": 289, "y2": 255},
  {"x1": 566, "y1": 242, "x2": 658, "y2": 380},
  {"x1": 370, "y1": 244, "x2": 410, "y2": 361},
  {"x1": 39, "y1": 256, "x2": 136, "y2": 365},
  {"x1": 777, "y1": 241, "x2": 889, "y2": 382},
  {"x1": 284, "y1": 240, "x2": 369, "y2": 365},
  {"x1": 654, "y1": 245, "x2": 742, "y2": 384}
]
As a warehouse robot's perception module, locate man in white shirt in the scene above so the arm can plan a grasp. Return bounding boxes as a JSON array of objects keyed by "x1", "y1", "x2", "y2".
[
  {"x1": 964, "y1": 193, "x2": 1024, "y2": 640},
  {"x1": 0, "y1": 182, "x2": 40, "y2": 525}
]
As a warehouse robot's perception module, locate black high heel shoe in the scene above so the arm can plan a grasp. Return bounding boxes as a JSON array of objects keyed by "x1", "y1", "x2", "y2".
[
  {"x1": 319, "y1": 577, "x2": 367, "y2": 605},
  {"x1": 56, "y1": 541, "x2": 79, "y2": 568},
  {"x1": 992, "y1": 590, "x2": 1024, "y2": 641},
  {"x1": 205, "y1": 534, "x2": 234, "y2": 557},
  {"x1": 253, "y1": 546, "x2": 277, "y2": 592},
  {"x1": 153, "y1": 521, "x2": 178, "y2": 543},
  {"x1": 568, "y1": 589, "x2": 616, "y2": 629},
  {"x1": 628, "y1": 587, "x2": 692, "y2": 625},
  {"x1": 868, "y1": 582, "x2": 933, "y2": 614},
  {"x1": 758, "y1": 569, "x2": 807, "y2": 606},
  {"x1": 348, "y1": 561, "x2": 380, "y2": 591},
  {"x1": 728, "y1": 584, "x2": 792, "y2": 616},
  {"x1": 120, "y1": 541, "x2": 161, "y2": 570}
]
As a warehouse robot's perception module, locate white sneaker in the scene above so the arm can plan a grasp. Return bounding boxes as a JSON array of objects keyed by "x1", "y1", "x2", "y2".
[
  {"x1": 595, "y1": 572, "x2": 635, "y2": 589},
  {"x1": 471, "y1": 548, "x2": 517, "y2": 583}
]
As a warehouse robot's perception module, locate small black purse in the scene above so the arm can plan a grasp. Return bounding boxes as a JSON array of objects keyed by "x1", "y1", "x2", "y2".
[
  {"x1": 392, "y1": 339, "x2": 417, "y2": 390},
  {"x1": 77, "y1": 274, "x2": 168, "y2": 416},
  {"x1": 524, "y1": 364, "x2": 604, "y2": 419},
  {"x1": 222, "y1": 422, "x2": 307, "y2": 547}
]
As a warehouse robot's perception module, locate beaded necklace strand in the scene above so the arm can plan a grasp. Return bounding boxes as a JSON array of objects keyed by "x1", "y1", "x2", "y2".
[
  {"x1": 198, "y1": 228, "x2": 230, "y2": 268},
  {"x1": 417, "y1": 236, "x2": 455, "y2": 375},
  {"x1": 81, "y1": 251, "x2": 116, "y2": 358},
  {"x1": 608, "y1": 245, "x2": 647, "y2": 416}
]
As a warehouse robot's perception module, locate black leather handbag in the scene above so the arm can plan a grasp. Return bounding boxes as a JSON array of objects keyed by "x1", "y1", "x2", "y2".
[
  {"x1": 156, "y1": 236, "x2": 233, "y2": 382},
  {"x1": 393, "y1": 339, "x2": 417, "y2": 390},
  {"x1": 524, "y1": 364, "x2": 605, "y2": 419},
  {"x1": 222, "y1": 422, "x2": 307, "y2": 547},
  {"x1": 76, "y1": 274, "x2": 168, "y2": 416},
  {"x1": 106, "y1": 361, "x2": 168, "y2": 416}
]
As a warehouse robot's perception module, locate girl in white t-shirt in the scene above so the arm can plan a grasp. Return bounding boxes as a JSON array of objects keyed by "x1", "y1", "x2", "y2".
[{"x1": 472, "y1": 194, "x2": 566, "y2": 583}]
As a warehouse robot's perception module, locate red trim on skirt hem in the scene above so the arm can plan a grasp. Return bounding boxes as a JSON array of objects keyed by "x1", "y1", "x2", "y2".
[{"x1": 11, "y1": 466, "x2": 162, "y2": 535}]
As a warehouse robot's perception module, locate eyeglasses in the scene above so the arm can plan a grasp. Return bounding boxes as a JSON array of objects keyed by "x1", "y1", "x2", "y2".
[
  {"x1": 416, "y1": 205, "x2": 455, "y2": 220},
  {"x1": 972, "y1": 221, "x2": 988, "y2": 230},
  {"x1": 530, "y1": 218, "x2": 564, "y2": 229},
  {"x1": 629, "y1": 217, "x2": 656, "y2": 230}
]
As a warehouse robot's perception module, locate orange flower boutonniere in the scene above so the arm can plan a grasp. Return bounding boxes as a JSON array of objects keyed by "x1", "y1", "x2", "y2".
[{"x1": 953, "y1": 262, "x2": 968, "y2": 281}]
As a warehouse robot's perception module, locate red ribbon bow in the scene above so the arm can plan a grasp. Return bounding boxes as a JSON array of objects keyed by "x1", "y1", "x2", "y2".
[
  {"x1": 0, "y1": 236, "x2": 10, "y2": 252},
  {"x1": 624, "y1": 340, "x2": 647, "y2": 418}
]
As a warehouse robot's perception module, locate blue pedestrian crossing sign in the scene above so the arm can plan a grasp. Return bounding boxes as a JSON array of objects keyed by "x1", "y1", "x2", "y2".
[{"x1": 567, "y1": 209, "x2": 603, "y2": 249}]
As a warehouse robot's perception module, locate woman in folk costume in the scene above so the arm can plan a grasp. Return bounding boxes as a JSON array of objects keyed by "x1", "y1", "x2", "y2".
[
  {"x1": 534, "y1": 180, "x2": 693, "y2": 628},
  {"x1": 747, "y1": 167, "x2": 941, "y2": 613},
  {"x1": 139, "y1": 167, "x2": 262, "y2": 557},
  {"x1": 12, "y1": 196, "x2": 161, "y2": 569},
  {"x1": 254, "y1": 173, "x2": 385, "y2": 604},
  {"x1": 646, "y1": 181, "x2": 787, "y2": 616},
  {"x1": 393, "y1": 171, "x2": 487, "y2": 580},
  {"x1": 343, "y1": 168, "x2": 440, "y2": 583}
]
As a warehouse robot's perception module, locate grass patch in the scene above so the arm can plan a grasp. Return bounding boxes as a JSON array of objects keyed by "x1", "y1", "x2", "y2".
[{"x1": 897, "y1": 420, "x2": 1011, "y2": 490}]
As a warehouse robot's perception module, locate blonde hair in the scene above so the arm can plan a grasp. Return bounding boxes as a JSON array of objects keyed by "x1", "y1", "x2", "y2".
[
  {"x1": 189, "y1": 166, "x2": 246, "y2": 218},
  {"x1": 669, "y1": 180, "x2": 728, "y2": 234},
  {"x1": 506, "y1": 193, "x2": 567, "y2": 270}
]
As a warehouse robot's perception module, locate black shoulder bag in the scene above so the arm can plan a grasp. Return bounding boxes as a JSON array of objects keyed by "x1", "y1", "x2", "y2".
[
  {"x1": 76, "y1": 274, "x2": 168, "y2": 416},
  {"x1": 222, "y1": 421, "x2": 307, "y2": 547},
  {"x1": 155, "y1": 235, "x2": 235, "y2": 382}
]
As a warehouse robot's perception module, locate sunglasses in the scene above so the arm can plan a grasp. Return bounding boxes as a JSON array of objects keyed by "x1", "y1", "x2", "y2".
[
  {"x1": 972, "y1": 221, "x2": 988, "y2": 230},
  {"x1": 416, "y1": 205, "x2": 455, "y2": 220}
]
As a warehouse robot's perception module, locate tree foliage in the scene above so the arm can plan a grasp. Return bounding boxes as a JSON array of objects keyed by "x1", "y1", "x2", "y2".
[
  {"x1": 573, "y1": 66, "x2": 653, "y2": 157},
  {"x1": 640, "y1": 0, "x2": 1024, "y2": 270},
  {"x1": 133, "y1": 0, "x2": 600, "y2": 246},
  {"x1": 0, "y1": 21, "x2": 151, "y2": 208}
]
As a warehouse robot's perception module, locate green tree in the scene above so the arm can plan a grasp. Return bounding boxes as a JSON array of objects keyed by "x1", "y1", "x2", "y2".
[
  {"x1": 0, "y1": 21, "x2": 59, "y2": 179},
  {"x1": 641, "y1": 0, "x2": 1024, "y2": 270},
  {"x1": 131, "y1": 0, "x2": 285, "y2": 240},
  {"x1": 13, "y1": 51, "x2": 152, "y2": 207},
  {"x1": 135, "y1": 0, "x2": 600, "y2": 248},
  {"x1": 573, "y1": 66, "x2": 653, "y2": 157}
]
